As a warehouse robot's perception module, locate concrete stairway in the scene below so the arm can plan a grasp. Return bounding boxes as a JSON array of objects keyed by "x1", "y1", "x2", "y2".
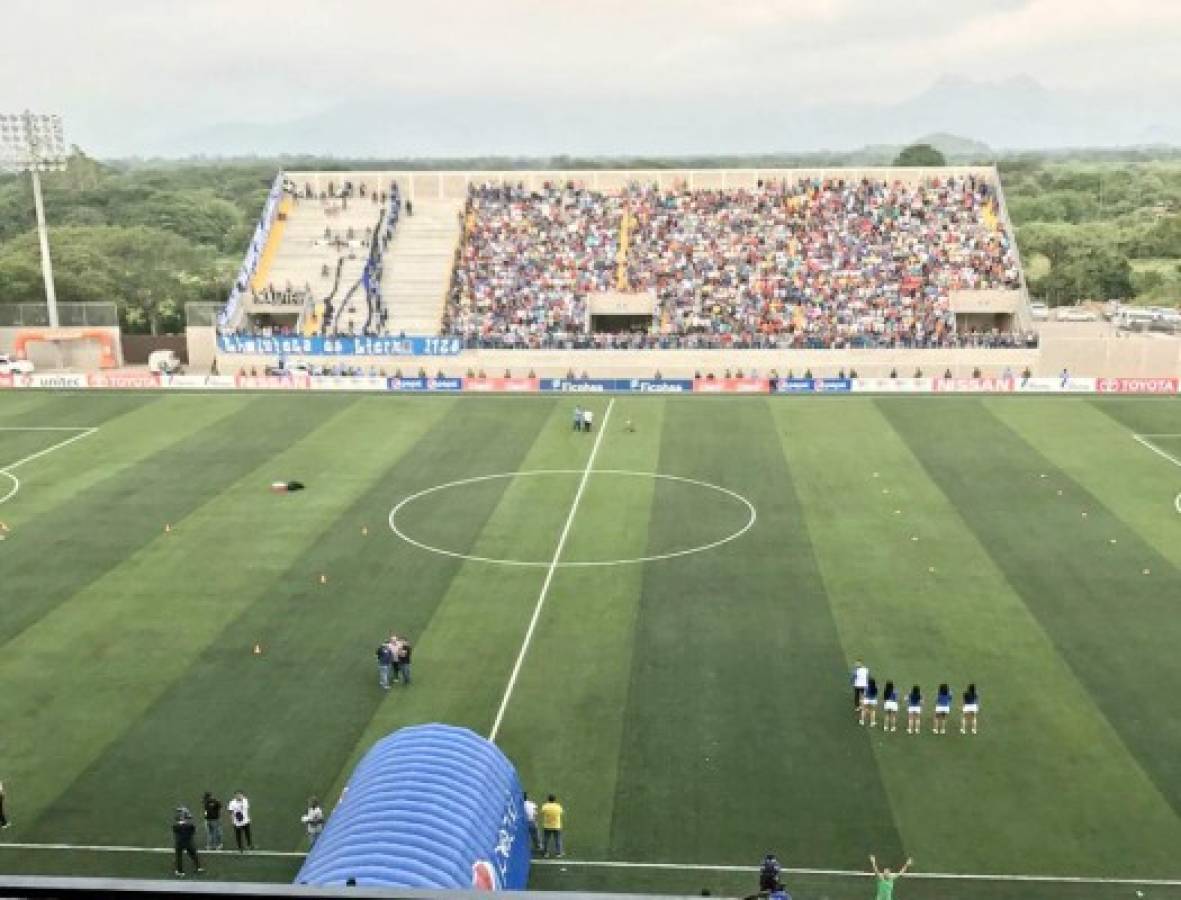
[
  {"x1": 381, "y1": 199, "x2": 463, "y2": 335},
  {"x1": 248, "y1": 194, "x2": 386, "y2": 334}
]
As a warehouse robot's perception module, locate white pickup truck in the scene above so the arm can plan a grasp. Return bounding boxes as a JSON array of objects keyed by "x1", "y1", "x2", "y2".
[{"x1": 0, "y1": 354, "x2": 34, "y2": 375}]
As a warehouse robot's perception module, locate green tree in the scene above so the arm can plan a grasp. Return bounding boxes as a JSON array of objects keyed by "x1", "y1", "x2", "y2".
[{"x1": 893, "y1": 143, "x2": 947, "y2": 167}]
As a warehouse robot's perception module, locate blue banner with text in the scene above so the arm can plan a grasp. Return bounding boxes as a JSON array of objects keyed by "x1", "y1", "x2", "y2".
[{"x1": 217, "y1": 334, "x2": 463, "y2": 357}]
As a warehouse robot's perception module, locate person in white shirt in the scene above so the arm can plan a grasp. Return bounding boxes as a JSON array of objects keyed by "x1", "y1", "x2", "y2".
[
  {"x1": 523, "y1": 792, "x2": 540, "y2": 852},
  {"x1": 227, "y1": 791, "x2": 253, "y2": 852},
  {"x1": 582, "y1": 408, "x2": 594, "y2": 433},
  {"x1": 301, "y1": 797, "x2": 325, "y2": 847},
  {"x1": 851, "y1": 659, "x2": 869, "y2": 713}
]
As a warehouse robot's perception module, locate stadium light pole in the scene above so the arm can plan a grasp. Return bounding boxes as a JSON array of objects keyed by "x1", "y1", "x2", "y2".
[{"x1": 0, "y1": 111, "x2": 68, "y2": 327}]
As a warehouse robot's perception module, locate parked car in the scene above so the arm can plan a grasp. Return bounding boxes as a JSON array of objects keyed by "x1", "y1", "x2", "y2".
[
  {"x1": 1056, "y1": 306, "x2": 1098, "y2": 322},
  {"x1": 0, "y1": 354, "x2": 34, "y2": 375}
]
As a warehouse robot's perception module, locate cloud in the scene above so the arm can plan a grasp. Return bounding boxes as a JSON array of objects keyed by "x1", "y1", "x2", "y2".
[{"x1": 1, "y1": 0, "x2": 1177, "y2": 155}]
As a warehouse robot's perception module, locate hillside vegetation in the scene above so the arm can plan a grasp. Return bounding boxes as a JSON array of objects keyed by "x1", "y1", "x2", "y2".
[{"x1": 0, "y1": 149, "x2": 1178, "y2": 333}]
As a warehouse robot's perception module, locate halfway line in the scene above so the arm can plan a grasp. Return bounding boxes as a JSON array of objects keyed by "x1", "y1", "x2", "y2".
[{"x1": 488, "y1": 399, "x2": 615, "y2": 742}]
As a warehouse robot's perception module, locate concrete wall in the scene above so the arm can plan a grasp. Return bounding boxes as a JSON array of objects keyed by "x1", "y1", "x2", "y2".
[
  {"x1": 213, "y1": 331, "x2": 1181, "y2": 380},
  {"x1": 284, "y1": 166, "x2": 1000, "y2": 203},
  {"x1": 186, "y1": 327, "x2": 217, "y2": 372}
]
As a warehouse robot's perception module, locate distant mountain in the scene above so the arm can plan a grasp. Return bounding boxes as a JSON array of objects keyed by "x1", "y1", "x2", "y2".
[{"x1": 106, "y1": 75, "x2": 1181, "y2": 160}]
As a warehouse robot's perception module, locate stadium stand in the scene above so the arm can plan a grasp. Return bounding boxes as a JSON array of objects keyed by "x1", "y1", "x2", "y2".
[
  {"x1": 234, "y1": 178, "x2": 399, "y2": 337},
  {"x1": 217, "y1": 168, "x2": 1034, "y2": 358},
  {"x1": 444, "y1": 175, "x2": 1024, "y2": 349}
]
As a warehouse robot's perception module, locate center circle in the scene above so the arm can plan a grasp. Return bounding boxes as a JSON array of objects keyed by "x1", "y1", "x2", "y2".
[{"x1": 388, "y1": 469, "x2": 757, "y2": 567}]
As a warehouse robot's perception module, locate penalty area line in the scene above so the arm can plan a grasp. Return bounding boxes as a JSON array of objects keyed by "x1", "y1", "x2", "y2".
[
  {"x1": 487, "y1": 398, "x2": 615, "y2": 743},
  {"x1": 1132, "y1": 433, "x2": 1181, "y2": 469},
  {"x1": 0, "y1": 427, "x2": 99, "y2": 507}
]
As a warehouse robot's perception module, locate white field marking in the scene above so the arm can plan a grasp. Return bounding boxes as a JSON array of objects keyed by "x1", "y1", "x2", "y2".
[
  {"x1": 0, "y1": 470, "x2": 17, "y2": 504},
  {"x1": 531, "y1": 859, "x2": 1181, "y2": 886},
  {"x1": 389, "y1": 470, "x2": 757, "y2": 568},
  {"x1": 1132, "y1": 434, "x2": 1181, "y2": 469},
  {"x1": 0, "y1": 427, "x2": 98, "y2": 507},
  {"x1": 487, "y1": 399, "x2": 614, "y2": 742},
  {"x1": 1, "y1": 843, "x2": 1179, "y2": 886},
  {"x1": 0, "y1": 841, "x2": 304, "y2": 859}
]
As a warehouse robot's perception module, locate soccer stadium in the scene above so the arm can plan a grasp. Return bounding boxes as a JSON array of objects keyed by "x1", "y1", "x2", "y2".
[{"x1": 3, "y1": 4, "x2": 1181, "y2": 900}]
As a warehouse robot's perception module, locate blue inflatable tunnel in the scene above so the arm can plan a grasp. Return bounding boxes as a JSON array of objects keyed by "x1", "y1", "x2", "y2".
[{"x1": 296, "y1": 724, "x2": 531, "y2": 889}]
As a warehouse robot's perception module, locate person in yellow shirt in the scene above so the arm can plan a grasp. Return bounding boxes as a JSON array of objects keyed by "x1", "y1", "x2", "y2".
[{"x1": 540, "y1": 794, "x2": 564, "y2": 858}]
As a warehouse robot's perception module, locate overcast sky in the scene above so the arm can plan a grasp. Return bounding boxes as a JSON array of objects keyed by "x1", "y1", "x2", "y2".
[{"x1": 2, "y1": 0, "x2": 1179, "y2": 158}]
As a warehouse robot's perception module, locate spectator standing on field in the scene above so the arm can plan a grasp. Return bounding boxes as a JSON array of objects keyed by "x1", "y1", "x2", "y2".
[
  {"x1": 851, "y1": 659, "x2": 869, "y2": 711},
  {"x1": 869, "y1": 855, "x2": 912, "y2": 900},
  {"x1": 301, "y1": 797, "x2": 325, "y2": 847},
  {"x1": 202, "y1": 791, "x2": 223, "y2": 849},
  {"x1": 389, "y1": 634, "x2": 404, "y2": 684},
  {"x1": 523, "y1": 793, "x2": 540, "y2": 852},
  {"x1": 540, "y1": 793, "x2": 564, "y2": 858},
  {"x1": 227, "y1": 791, "x2": 254, "y2": 851},
  {"x1": 172, "y1": 807, "x2": 202, "y2": 877},
  {"x1": 582, "y1": 408, "x2": 594, "y2": 433},
  {"x1": 396, "y1": 640, "x2": 413, "y2": 685},
  {"x1": 573, "y1": 405, "x2": 584, "y2": 432},
  {"x1": 758, "y1": 853, "x2": 782, "y2": 892},
  {"x1": 376, "y1": 641, "x2": 393, "y2": 690}
]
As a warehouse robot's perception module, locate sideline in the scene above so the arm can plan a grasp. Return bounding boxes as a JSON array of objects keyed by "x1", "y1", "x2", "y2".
[
  {"x1": 2, "y1": 843, "x2": 1181, "y2": 886},
  {"x1": 487, "y1": 399, "x2": 614, "y2": 742}
]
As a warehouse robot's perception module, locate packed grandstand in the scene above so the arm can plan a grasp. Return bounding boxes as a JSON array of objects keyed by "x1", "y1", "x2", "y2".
[{"x1": 219, "y1": 168, "x2": 1034, "y2": 352}]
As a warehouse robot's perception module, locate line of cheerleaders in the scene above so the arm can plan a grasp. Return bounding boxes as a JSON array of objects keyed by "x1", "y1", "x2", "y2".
[{"x1": 853, "y1": 662, "x2": 980, "y2": 735}]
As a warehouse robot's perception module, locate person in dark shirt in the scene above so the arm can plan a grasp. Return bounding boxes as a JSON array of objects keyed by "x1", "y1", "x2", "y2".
[
  {"x1": 960, "y1": 684, "x2": 980, "y2": 735},
  {"x1": 933, "y1": 684, "x2": 952, "y2": 735},
  {"x1": 882, "y1": 681, "x2": 899, "y2": 733},
  {"x1": 758, "y1": 853, "x2": 781, "y2": 892},
  {"x1": 0, "y1": 780, "x2": 9, "y2": 829},
  {"x1": 172, "y1": 807, "x2": 202, "y2": 877},
  {"x1": 202, "y1": 792, "x2": 223, "y2": 850},
  {"x1": 906, "y1": 686, "x2": 922, "y2": 735},
  {"x1": 397, "y1": 641, "x2": 412, "y2": 685},
  {"x1": 860, "y1": 677, "x2": 879, "y2": 728}
]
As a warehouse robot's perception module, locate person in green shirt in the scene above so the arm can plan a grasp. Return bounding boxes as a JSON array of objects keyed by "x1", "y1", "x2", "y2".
[{"x1": 869, "y1": 854, "x2": 913, "y2": 900}]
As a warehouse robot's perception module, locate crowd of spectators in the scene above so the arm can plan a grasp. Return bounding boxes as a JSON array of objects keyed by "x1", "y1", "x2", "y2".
[{"x1": 444, "y1": 176, "x2": 1025, "y2": 349}]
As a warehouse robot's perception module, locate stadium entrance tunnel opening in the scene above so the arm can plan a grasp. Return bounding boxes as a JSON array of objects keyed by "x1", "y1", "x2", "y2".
[{"x1": 389, "y1": 470, "x2": 757, "y2": 567}]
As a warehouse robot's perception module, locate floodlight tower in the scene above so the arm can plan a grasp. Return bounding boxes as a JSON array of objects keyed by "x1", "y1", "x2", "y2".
[{"x1": 0, "y1": 111, "x2": 68, "y2": 327}]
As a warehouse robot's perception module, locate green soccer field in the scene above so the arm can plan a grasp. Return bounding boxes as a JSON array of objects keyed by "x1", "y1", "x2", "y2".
[{"x1": 2, "y1": 391, "x2": 1181, "y2": 899}]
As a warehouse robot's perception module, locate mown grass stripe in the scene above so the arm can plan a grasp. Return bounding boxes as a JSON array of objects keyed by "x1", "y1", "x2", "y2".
[
  {"x1": 493, "y1": 396, "x2": 668, "y2": 858},
  {"x1": 878, "y1": 397, "x2": 1181, "y2": 847},
  {"x1": 321, "y1": 399, "x2": 608, "y2": 810},
  {"x1": 608, "y1": 398, "x2": 903, "y2": 867},
  {"x1": 778, "y1": 397, "x2": 1181, "y2": 876},
  {"x1": 0, "y1": 395, "x2": 270, "y2": 644},
  {"x1": 1, "y1": 395, "x2": 438, "y2": 839}
]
